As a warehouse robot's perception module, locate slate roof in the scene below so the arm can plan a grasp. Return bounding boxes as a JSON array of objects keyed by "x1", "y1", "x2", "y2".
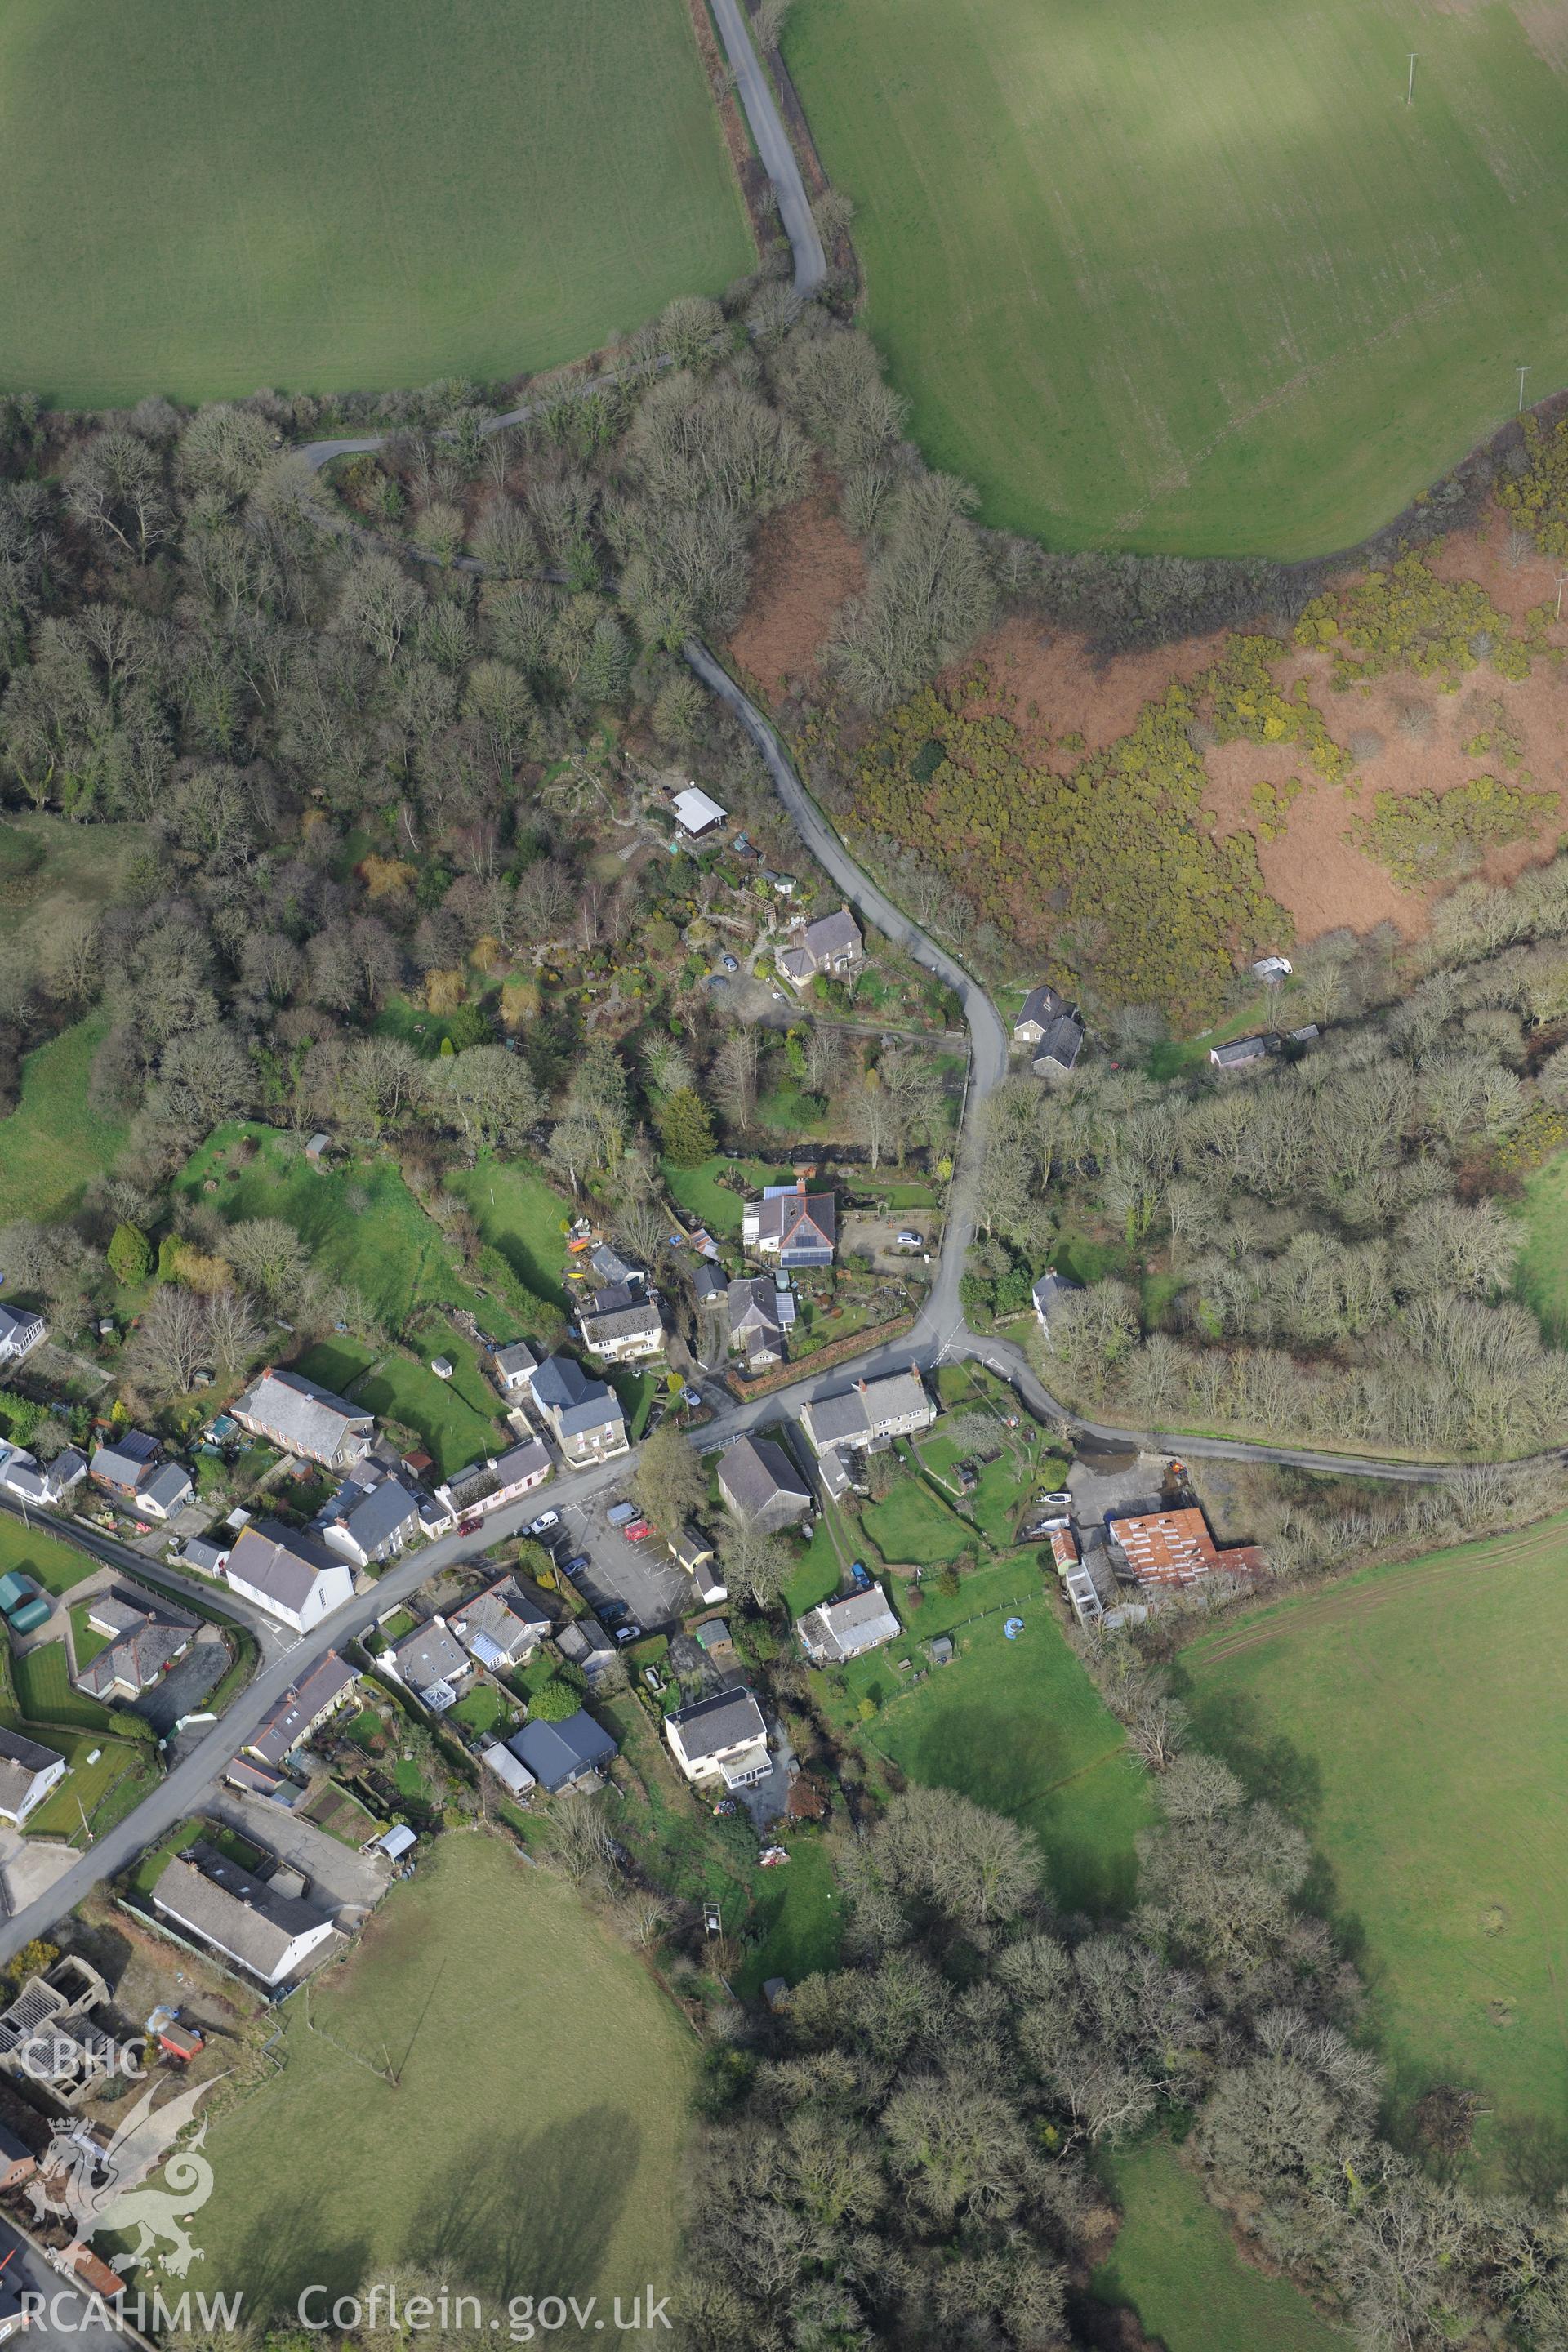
[
  {"x1": 91, "y1": 1433, "x2": 159, "y2": 1489},
  {"x1": 719, "y1": 1434, "x2": 809, "y2": 1521},
  {"x1": 754, "y1": 1190, "x2": 836, "y2": 1253},
  {"x1": 728, "y1": 1277, "x2": 783, "y2": 1343},
  {"x1": 233, "y1": 1367, "x2": 372, "y2": 1459},
  {"x1": 508, "y1": 1711, "x2": 617, "y2": 1795},
  {"x1": 492, "y1": 1339, "x2": 539, "y2": 1383},
  {"x1": 154, "y1": 1855, "x2": 331, "y2": 1980},
  {"x1": 339, "y1": 1478, "x2": 418, "y2": 1553},
  {"x1": 1016, "y1": 982, "x2": 1068, "y2": 1033},
  {"x1": 558, "y1": 1393, "x2": 624, "y2": 1440},
  {"x1": 247, "y1": 1651, "x2": 359, "y2": 1768},
  {"x1": 0, "y1": 1727, "x2": 60, "y2": 1818},
  {"x1": 1031, "y1": 1014, "x2": 1084, "y2": 1074},
  {"x1": 579, "y1": 1299, "x2": 663, "y2": 1348},
  {"x1": 668, "y1": 1687, "x2": 768, "y2": 1764},
  {"x1": 451, "y1": 1578, "x2": 552, "y2": 1664},
  {"x1": 226, "y1": 1521, "x2": 344, "y2": 1614},
  {"x1": 390, "y1": 1619, "x2": 469, "y2": 1695},
  {"x1": 138, "y1": 1461, "x2": 194, "y2": 1516},
  {"x1": 0, "y1": 1306, "x2": 44, "y2": 1352},
  {"x1": 530, "y1": 1356, "x2": 595, "y2": 1414},
  {"x1": 798, "y1": 1586, "x2": 902, "y2": 1663}
]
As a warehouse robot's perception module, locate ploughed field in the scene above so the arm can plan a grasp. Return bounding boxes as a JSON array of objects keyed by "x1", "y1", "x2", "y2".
[
  {"x1": 0, "y1": 0, "x2": 751, "y2": 408},
  {"x1": 1180, "y1": 1513, "x2": 1568, "y2": 2187},
  {"x1": 785, "y1": 0, "x2": 1568, "y2": 555}
]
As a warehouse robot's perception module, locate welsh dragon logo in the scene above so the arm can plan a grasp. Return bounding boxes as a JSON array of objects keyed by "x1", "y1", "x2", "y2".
[{"x1": 28, "y1": 2070, "x2": 225, "y2": 2279}]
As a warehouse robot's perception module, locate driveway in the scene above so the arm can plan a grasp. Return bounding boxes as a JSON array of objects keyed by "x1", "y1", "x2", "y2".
[
  {"x1": 133, "y1": 1630, "x2": 230, "y2": 1742},
  {"x1": 204, "y1": 1786, "x2": 389, "y2": 1915},
  {"x1": 840, "y1": 1210, "x2": 934, "y2": 1276},
  {"x1": 0, "y1": 1824, "x2": 77, "y2": 1916}
]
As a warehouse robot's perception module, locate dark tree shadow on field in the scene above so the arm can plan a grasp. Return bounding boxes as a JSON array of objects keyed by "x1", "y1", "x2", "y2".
[
  {"x1": 215, "y1": 2186, "x2": 371, "y2": 2324},
  {"x1": 1171, "y1": 1685, "x2": 1324, "y2": 1828},
  {"x1": 1495, "y1": 2112, "x2": 1568, "y2": 2205},
  {"x1": 406, "y1": 2110, "x2": 641, "y2": 2306}
]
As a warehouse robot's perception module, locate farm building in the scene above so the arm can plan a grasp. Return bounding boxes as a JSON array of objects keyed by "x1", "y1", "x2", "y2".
[
  {"x1": 1107, "y1": 1507, "x2": 1264, "y2": 1589},
  {"x1": 719, "y1": 1434, "x2": 813, "y2": 1532}
]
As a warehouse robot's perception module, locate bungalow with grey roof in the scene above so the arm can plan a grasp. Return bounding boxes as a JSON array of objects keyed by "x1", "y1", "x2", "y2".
[
  {"x1": 1031, "y1": 1013, "x2": 1085, "y2": 1080},
  {"x1": 74, "y1": 1591, "x2": 197, "y2": 1702},
  {"x1": 450, "y1": 1576, "x2": 553, "y2": 1670},
  {"x1": 796, "y1": 1584, "x2": 902, "y2": 1665},
  {"x1": 1013, "y1": 981, "x2": 1070, "y2": 1046},
  {"x1": 508, "y1": 1710, "x2": 617, "y2": 1796},
  {"x1": 1031, "y1": 1270, "x2": 1082, "y2": 1347},
  {"x1": 232, "y1": 1367, "x2": 374, "y2": 1469},
  {"x1": 1209, "y1": 1034, "x2": 1272, "y2": 1072},
  {"x1": 491, "y1": 1339, "x2": 540, "y2": 1394},
  {"x1": 385, "y1": 1616, "x2": 471, "y2": 1712},
  {"x1": 776, "y1": 906, "x2": 863, "y2": 991},
  {"x1": 154, "y1": 1855, "x2": 336, "y2": 1987}
]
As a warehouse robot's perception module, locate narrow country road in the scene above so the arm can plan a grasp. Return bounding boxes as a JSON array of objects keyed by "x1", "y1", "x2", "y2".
[{"x1": 707, "y1": 0, "x2": 826, "y2": 295}]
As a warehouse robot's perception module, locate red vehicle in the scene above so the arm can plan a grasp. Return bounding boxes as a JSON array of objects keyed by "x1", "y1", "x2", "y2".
[
  {"x1": 623, "y1": 1517, "x2": 653, "y2": 1542},
  {"x1": 457, "y1": 1516, "x2": 482, "y2": 1537}
]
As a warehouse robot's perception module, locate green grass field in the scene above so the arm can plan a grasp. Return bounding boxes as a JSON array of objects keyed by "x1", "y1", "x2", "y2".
[
  {"x1": 0, "y1": 1517, "x2": 96, "y2": 1599},
  {"x1": 1091, "y1": 2139, "x2": 1345, "y2": 2352},
  {"x1": 0, "y1": 0, "x2": 751, "y2": 409},
  {"x1": 786, "y1": 0, "x2": 1568, "y2": 555},
  {"x1": 195, "y1": 1834, "x2": 692, "y2": 2326},
  {"x1": 448, "y1": 1156, "x2": 574, "y2": 1310},
  {"x1": 1179, "y1": 1513, "x2": 1568, "y2": 2186},
  {"x1": 0, "y1": 1014, "x2": 126, "y2": 1224},
  {"x1": 1514, "y1": 1152, "x2": 1568, "y2": 1343},
  {"x1": 860, "y1": 1471, "x2": 973, "y2": 1567}
]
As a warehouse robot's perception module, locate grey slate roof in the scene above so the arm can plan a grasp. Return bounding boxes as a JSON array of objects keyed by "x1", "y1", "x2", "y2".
[
  {"x1": 719, "y1": 1434, "x2": 809, "y2": 1521},
  {"x1": 247, "y1": 1650, "x2": 359, "y2": 1767},
  {"x1": 530, "y1": 1355, "x2": 595, "y2": 1414},
  {"x1": 492, "y1": 1339, "x2": 539, "y2": 1383},
  {"x1": 668, "y1": 1687, "x2": 768, "y2": 1764},
  {"x1": 451, "y1": 1578, "x2": 552, "y2": 1665},
  {"x1": 798, "y1": 1586, "x2": 902, "y2": 1662},
  {"x1": 181, "y1": 1536, "x2": 230, "y2": 1575},
  {"x1": 233, "y1": 1367, "x2": 373, "y2": 1460},
  {"x1": 755, "y1": 1191, "x2": 836, "y2": 1253},
  {"x1": 1031, "y1": 1270, "x2": 1082, "y2": 1321},
  {"x1": 139, "y1": 1460, "x2": 194, "y2": 1516},
  {"x1": 579, "y1": 1299, "x2": 663, "y2": 1348},
  {"x1": 1031, "y1": 1013, "x2": 1084, "y2": 1073},
  {"x1": 508, "y1": 1711, "x2": 617, "y2": 1794},
  {"x1": 1211, "y1": 1035, "x2": 1269, "y2": 1067},
  {"x1": 340, "y1": 1477, "x2": 418, "y2": 1553},
  {"x1": 0, "y1": 1727, "x2": 60, "y2": 1817},
  {"x1": 0, "y1": 1306, "x2": 44, "y2": 1353},
  {"x1": 693, "y1": 1263, "x2": 728, "y2": 1305},
  {"x1": 558, "y1": 1393, "x2": 624, "y2": 1440},
  {"x1": 390, "y1": 1619, "x2": 469, "y2": 1695},
  {"x1": 154, "y1": 1855, "x2": 331, "y2": 1980},
  {"x1": 1016, "y1": 981, "x2": 1068, "y2": 1033},
  {"x1": 91, "y1": 1432, "x2": 159, "y2": 1489},
  {"x1": 226, "y1": 1521, "x2": 343, "y2": 1613},
  {"x1": 728, "y1": 1277, "x2": 783, "y2": 1343}
]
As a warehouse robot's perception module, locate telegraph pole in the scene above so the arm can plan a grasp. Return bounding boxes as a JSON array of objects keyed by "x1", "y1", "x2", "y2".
[{"x1": 1405, "y1": 52, "x2": 1417, "y2": 105}]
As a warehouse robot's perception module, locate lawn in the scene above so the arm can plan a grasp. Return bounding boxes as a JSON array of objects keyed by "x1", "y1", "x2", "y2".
[
  {"x1": 1178, "y1": 1512, "x2": 1568, "y2": 2185},
  {"x1": 0, "y1": 1014, "x2": 126, "y2": 1223},
  {"x1": 0, "y1": 1516, "x2": 96, "y2": 1599},
  {"x1": 860, "y1": 1468, "x2": 972, "y2": 1567},
  {"x1": 450, "y1": 1684, "x2": 513, "y2": 1738},
  {"x1": 448, "y1": 1156, "x2": 573, "y2": 1310},
  {"x1": 195, "y1": 1834, "x2": 693, "y2": 2321},
  {"x1": 856, "y1": 1583, "x2": 1152, "y2": 1917},
  {"x1": 783, "y1": 1512, "x2": 845, "y2": 1616},
  {"x1": 13, "y1": 1640, "x2": 115, "y2": 1730},
  {"x1": 341, "y1": 1336, "x2": 503, "y2": 1481},
  {"x1": 1515, "y1": 1150, "x2": 1568, "y2": 1343},
  {"x1": 68, "y1": 1606, "x2": 109, "y2": 1668},
  {"x1": 786, "y1": 0, "x2": 1568, "y2": 556},
  {"x1": 1091, "y1": 2138, "x2": 1344, "y2": 2352},
  {"x1": 734, "y1": 1835, "x2": 844, "y2": 1996},
  {"x1": 0, "y1": 0, "x2": 751, "y2": 410},
  {"x1": 659, "y1": 1156, "x2": 795, "y2": 1238}
]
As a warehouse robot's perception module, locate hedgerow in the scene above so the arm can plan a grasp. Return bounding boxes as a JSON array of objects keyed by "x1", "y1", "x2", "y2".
[{"x1": 1499, "y1": 416, "x2": 1568, "y2": 555}]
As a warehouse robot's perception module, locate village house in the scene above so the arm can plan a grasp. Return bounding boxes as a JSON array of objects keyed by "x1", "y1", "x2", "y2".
[
  {"x1": 692, "y1": 1261, "x2": 728, "y2": 1312},
  {"x1": 153, "y1": 1852, "x2": 337, "y2": 1986},
  {"x1": 88, "y1": 1431, "x2": 194, "y2": 1523},
  {"x1": 225, "y1": 1521, "x2": 355, "y2": 1633},
  {"x1": 0, "y1": 1306, "x2": 46, "y2": 1366},
  {"x1": 317, "y1": 1472, "x2": 421, "y2": 1570},
  {"x1": 577, "y1": 1283, "x2": 665, "y2": 1363},
  {"x1": 743, "y1": 1180, "x2": 836, "y2": 1269},
  {"x1": 1031, "y1": 1270, "x2": 1082, "y2": 1346},
  {"x1": 1051, "y1": 1528, "x2": 1104, "y2": 1626},
  {"x1": 667, "y1": 1526, "x2": 728, "y2": 1605},
  {"x1": 1031, "y1": 1015, "x2": 1085, "y2": 1080},
  {"x1": 796, "y1": 1584, "x2": 902, "y2": 1665},
  {"x1": 777, "y1": 905, "x2": 864, "y2": 991},
  {"x1": 528, "y1": 1356, "x2": 628, "y2": 1464},
  {"x1": 180, "y1": 1534, "x2": 231, "y2": 1577},
  {"x1": 799, "y1": 1369, "x2": 934, "y2": 1479},
  {"x1": 385, "y1": 1616, "x2": 472, "y2": 1711},
  {"x1": 665, "y1": 1688, "x2": 772, "y2": 1790},
  {"x1": 436, "y1": 1437, "x2": 552, "y2": 1523},
  {"x1": 727, "y1": 1276, "x2": 786, "y2": 1369},
  {"x1": 0, "y1": 1727, "x2": 65, "y2": 1825},
  {"x1": 1107, "y1": 1506, "x2": 1265, "y2": 1589},
  {"x1": 74, "y1": 1591, "x2": 197, "y2": 1702},
  {"x1": 719, "y1": 1433, "x2": 813, "y2": 1532},
  {"x1": 506, "y1": 1710, "x2": 617, "y2": 1796},
  {"x1": 0, "y1": 1445, "x2": 86, "y2": 1508},
  {"x1": 449, "y1": 1575, "x2": 553, "y2": 1671},
  {"x1": 1013, "y1": 982, "x2": 1070, "y2": 1048},
  {"x1": 231, "y1": 1367, "x2": 375, "y2": 1470},
  {"x1": 244, "y1": 1650, "x2": 359, "y2": 1771}
]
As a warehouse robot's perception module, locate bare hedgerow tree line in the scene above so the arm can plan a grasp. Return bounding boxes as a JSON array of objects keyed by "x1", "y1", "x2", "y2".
[{"x1": 956, "y1": 886, "x2": 1568, "y2": 1460}]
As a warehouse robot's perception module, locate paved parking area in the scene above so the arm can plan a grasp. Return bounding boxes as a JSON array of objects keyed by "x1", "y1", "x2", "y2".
[
  {"x1": 840, "y1": 1210, "x2": 934, "y2": 1276},
  {"x1": 546, "y1": 1489, "x2": 697, "y2": 1636}
]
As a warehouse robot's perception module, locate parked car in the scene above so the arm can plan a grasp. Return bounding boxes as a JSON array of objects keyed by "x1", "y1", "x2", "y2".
[
  {"x1": 706, "y1": 974, "x2": 728, "y2": 990},
  {"x1": 1039, "y1": 1490, "x2": 1073, "y2": 1510},
  {"x1": 528, "y1": 1509, "x2": 561, "y2": 1537},
  {"x1": 721, "y1": 954, "x2": 739, "y2": 972},
  {"x1": 599, "y1": 1599, "x2": 629, "y2": 1626},
  {"x1": 849, "y1": 1560, "x2": 871, "y2": 1590},
  {"x1": 613, "y1": 1622, "x2": 644, "y2": 1645},
  {"x1": 642, "y1": 1666, "x2": 665, "y2": 1695},
  {"x1": 623, "y1": 1517, "x2": 653, "y2": 1542},
  {"x1": 560, "y1": 1552, "x2": 590, "y2": 1577},
  {"x1": 457, "y1": 1517, "x2": 482, "y2": 1537},
  {"x1": 770, "y1": 989, "x2": 786, "y2": 1002},
  {"x1": 1040, "y1": 1515, "x2": 1071, "y2": 1533},
  {"x1": 684, "y1": 1388, "x2": 703, "y2": 1410},
  {"x1": 606, "y1": 1501, "x2": 637, "y2": 1527},
  {"x1": 896, "y1": 1229, "x2": 924, "y2": 1248}
]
